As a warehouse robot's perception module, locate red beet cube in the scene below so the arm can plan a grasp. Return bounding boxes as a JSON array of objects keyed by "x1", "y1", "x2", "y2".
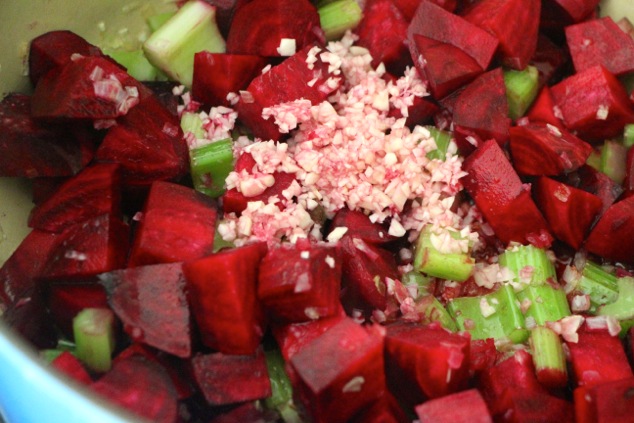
[
  {"x1": 272, "y1": 315, "x2": 347, "y2": 361},
  {"x1": 222, "y1": 170, "x2": 296, "y2": 215},
  {"x1": 496, "y1": 390, "x2": 574, "y2": 423},
  {"x1": 530, "y1": 34, "x2": 570, "y2": 88},
  {"x1": 549, "y1": 0, "x2": 602, "y2": 23},
  {"x1": 415, "y1": 389, "x2": 492, "y2": 423},
  {"x1": 128, "y1": 181, "x2": 217, "y2": 266},
  {"x1": 384, "y1": 322, "x2": 471, "y2": 406},
  {"x1": 289, "y1": 318, "x2": 385, "y2": 423},
  {"x1": 328, "y1": 208, "x2": 394, "y2": 245},
  {"x1": 51, "y1": 351, "x2": 93, "y2": 385},
  {"x1": 258, "y1": 242, "x2": 342, "y2": 323},
  {"x1": 574, "y1": 377, "x2": 634, "y2": 423},
  {"x1": 526, "y1": 86, "x2": 565, "y2": 128},
  {"x1": 469, "y1": 338, "x2": 499, "y2": 375},
  {"x1": 47, "y1": 282, "x2": 108, "y2": 339},
  {"x1": 190, "y1": 350, "x2": 271, "y2": 406},
  {"x1": 584, "y1": 194, "x2": 634, "y2": 265},
  {"x1": 182, "y1": 242, "x2": 267, "y2": 355},
  {"x1": 350, "y1": 391, "x2": 409, "y2": 423}
]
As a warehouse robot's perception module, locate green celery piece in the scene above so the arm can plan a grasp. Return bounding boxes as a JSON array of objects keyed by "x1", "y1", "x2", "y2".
[
  {"x1": 147, "y1": 11, "x2": 177, "y2": 33},
  {"x1": 624, "y1": 124, "x2": 634, "y2": 148},
  {"x1": 425, "y1": 126, "x2": 452, "y2": 161},
  {"x1": 264, "y1": 349, "x2": 301, "y2": 423},
  {"x1": 529, "y1": 326, "x2": 567, "y2": 385},
  {"x1": 498, "y1": 244, "x2": 556, "y2": 287},
  {"x1": 318, "y1": 0, "x2": 362, "y2": 41},
  {"x1": 143, "y1": 0, "x2": 226, "y2": 87},
  {"x1": 181, "y1": 111, "x2": 206, "y2": 140},
  {"x1": 447, "y1": 284, "x2": 529, "y2": 343},
  {"x1": 598, "y1": 277, "x2": 634, "y2": 320},
  {"x1": 418, "y1": 295, "x2": 459, "y2": 332},
  {"x1": 578, "y1": 261, "x2": 619, "y2": 312},
  {"x1": 413, "y1": 226, "x2": 474, "y2": 282},
  {"x1": 190, "y1": 138, "x2": 234, "y2": 198},
  {"x1": 103, "y1": 48, "x2": 163, "y2": 82},
  {"x1": 402, "y1": 270, "x2": 434, "y2": 297},
  {"x1": 40, "y1": 339, "x2": 76, "y2": 363},
  {"x1": 600, "y1": 140, "x2": 627, "y2": 184},
  {"x1": 517, "y1": 284, "x2": 571, "y2": 326},
  {"x1": 73, "y1": 308, "x2": 116, "y2": 373},
  {"x1": 586, "y1": 149, "x2": 602, "y2": 171},
  {"x1": 504, "y1": 65, "x2": 539, "y2": 120}
]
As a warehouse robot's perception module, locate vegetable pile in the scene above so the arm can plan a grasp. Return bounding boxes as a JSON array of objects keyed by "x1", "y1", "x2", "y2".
[{"x1": 2, "y1": 0, "x2": 634, "y2": 422}]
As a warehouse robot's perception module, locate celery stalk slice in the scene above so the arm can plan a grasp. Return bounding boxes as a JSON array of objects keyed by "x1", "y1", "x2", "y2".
[
  {"x1": 529, "y1": 326, "x2": 567, "y2": 387},
  {"x1": 598, "y1": 277, "x2": 634, "y2": 320},
  {"x1": 498, "y1": 244, "x2": 556, "y2": 287},
  {"x1": 73, "y1": 308, "x2": 116, "y2": 373},
  {"x1": 103, "y1": 48, "x2": 163, "y2": 81},
  {"x1": 425, "y1": 126, "x2": 452, "y2": 161},
  {"x1": 318, "y1": 0, "x2": 363, "y2": 41},
  {"x1": 413, "y1": 226, "x2": 474, "y2": 282},
  {"x1": 504, "y1": 66, "x2": 539, "y2": 120},
  {"x1": 517, "y1": 284, "x2": 571, "y2": 326},
  {"x1": 624, "y1": 124, "x2": 634, "y2": 148},
  {"x1": 600, "y1": 140, "x2": 627, "y2": 184},
  {"x1": 578, "y1": 261, "x2": 619, "y2": 312},
  {"x1": 264, "y1": 349, "x2": 301, "y2": 423},
  {"x1": 147, "y1": 11, "x2": 177, "y2": 33},
  {"x1": 189, "y1": 138, "x2": 234, "y2": 198}
]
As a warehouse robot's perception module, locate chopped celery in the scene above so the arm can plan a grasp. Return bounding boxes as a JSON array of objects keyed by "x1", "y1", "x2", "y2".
[
  {"x1": 624, "y1": 124, "x2": 634, "y2": 148},
  {"x1": 190, "y1": 138, "x2": 234, "y2": 198},
  {"x1": 517, "y1": 284, "x2": 570, "y2": 325},
  {"x1": 40, "y1": 339, "x2": 76, "y2": 363},
  {"x1": 143, "y1": 0, "x2": 226, "y2": 87},
  {"x1": 318, "y1": 0, "x2": 363, "y2": 41},
  {"x1": 600, "y1": 140, "x2": 627, "y2": 184},
  {"x1": 448, "y1": 285, "x2": 528, "y2": 343},
  {"x1": 103, "y1": 48, "x2": 164, "y2": 81},
  {"x1": 264, "y1": 349, "x2": 301, "y2": 423},
  {"x1": 180, "y1": 111, "x2": 206, "y2": 140},
  {"x1": 598, "y1": 277, "x2": 634, "y2": 320},
  {"x1": 413, "y1": 226, "x2": 474, "y2": 282},
  {"x1": 586, "y1": 149, "x2": 602, "y2": 171},
  {"x1": 498, "y1": 244, "x2": 556, "y2": 287},
  {"x1": 529, "y1": 326, "x2": 567, "y2": 387},
  {"x1": 418, "y1": 295, "x2": 459, "y2": 332},
  {"x1": 425, "y1": 126, "x2": 452, "y2": 161},
  {"x1": 402, "y1": 270, "x2": 434, "y2": 297},
  {"x1": 147, "y1": 11, "x2": 176, "y2": 33},
  {"x1": 504, "y1": 65, "x2": 539, "y2": 120},
  {"x1": 73, "y1": 308, "x2": 116, "y2": 373},
  {"x1": 578, "y1": 261, "x2": 619, "y2": 312}
]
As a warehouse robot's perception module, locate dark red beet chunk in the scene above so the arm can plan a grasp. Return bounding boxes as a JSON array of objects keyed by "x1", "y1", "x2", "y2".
[
  {"x1": 92, "y1": 355, "x2": 178, "y2": 423},
  {"x1": 289, "y1": 318, "x2": 385, "y2": 423},
  {"x1": 99, "y1": 262, "x2": 191, "y2": 358},
  {"x1": 394, "y1": 0, "x2": 457, "y2": 20},
  {"x1": 226, "y1": 0, "x2": 324, "y2": 57},
  {"x1": 182, "y1": 242, "x2": 267, "y2": 355},
  {"x1": 462, "y1": 0, "x2": 541, "y2": 70},
  {"x1": 258, "y1": 241, "x2": 342, "y2": 323},
  {"x1": 530, "y1": 34, "x2": 570, "y2": 88},
  {"x1": 350, "y1": 391, "x2": 409, "y2": 423},
  {"x1": 566, "y1": 16, "x2": 634, "y2": 76},
  {"x1": 127, "y1": 181, "x2": 217, "y2": 267},
  {"x1": 385, "y1": 322, "x2": 470, "y2": 406},
  {"x1": 47, "y1": 282, "x2": 108, "y2": 339},
  {"x1": 574, "y1": 377, "x2": 634, "y2": 423},
  {"x1": 354, "y1": 0, "x2": 411, "y2": 75},
  {"x1": 222, "y1": 170, "x2": 296, "y2": 214},
  {"x1": 190, "y1": 350, "x2": 271, "y2": 406},
  {"x1": 549, "y1": 0, "x2": 602, "y2": 23},
  {"x1": 509, "y1": 121, "x2": 593, "y2": 176},
  {"x1": 51, "y1": 351, "x2": 92, "y2": 385},
  {"x1": 550, "y1": 65, "x2": 634, "y2": 141},
  {"x1": 272, "y1": 315, "x2": 347, "y2": 360},
  {"x1": 28, "y1": 30, "x2": 106, "y2": 86},
  {"x1": 192, "y1": 52, "x2": 267, "y2": 107},
  {"x1": 28, "y1": 163, "x2": 121, "y2": 233},
  {"x1": 469, "y1": 338, "x2": 499, "y2": 375},
  {"x1": 415, "y1": 389, "x2": 492, "y2": 423},
  {"x1": 0, "y1": 94, "x2": 94, "y2": 178},
  {"x1": 626, "y1": 146, "x2": 634, "y2": 194},
  {"x1": 328, "y1": 208, "x2": 394, "y2": 245},
  {"x1": 526, "y1": 86, "x2": 565, "y2": 128},
  {"x1": 496, "y1": 390, "x2": 574, "y2": 423},
  {"x1": 584, "y1": 194, "x2": 634, "y2": 265},
  {"x1": 533, "y1": 177, "x2": 603, "y2": 249}
]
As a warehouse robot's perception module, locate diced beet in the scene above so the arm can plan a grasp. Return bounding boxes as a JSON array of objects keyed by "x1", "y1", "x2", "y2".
[
  {"x1": 388, "y1": 94, "x2": 439, "y2": 127},
  {"x1": 190, "y1": 350, "x2": 271, "y2": 406},
  {"x1": 408, "y1": 1, "x2": 499, "y2": 75},
  {"x1": 40, "y1": 214, "x2": 130, "y2": 282},
  {"x1": 584, "y1": 194, "x2": 634, "y2": 265},
  {"x1": 0, "y1": 94, "x2": 94, "y2": 178},
  {"x1": 31, "y1": 55, "x2": 146, "y2": 121},
  {"x1": 0, "y1": 229, "x2": 60, "y2": 348},
  {"x1": 574, "y1": 377, "x2": 634, "y2": 423},
  {"x1": 272, "y1": 315, "x2": 347, "y2": 361},
  {"x1": 385, "y1": 322, "x2": 470, "y2": 407},
  {"x1": 415, "y1": 389, "x2": 492, "y2": 423},
  {"x1": 566, "y1": 325, "x2": 634, "y2": 388},
  {"x1": 496, "y1": 390, "x2": 574, "y2": 423},
  {"x1": 51, "y1": 351, "x2": 93, "y2": 385},
  {"x1": 204, "y1": 0, "x2": 251, "y2": 38},
  {"x1": 462, "y1": 0, "x2": 541, "y2": 70},
  {"x1": 99, "y1": 262, "x2": 191, "y2": 358},
  {"x1": 339, "y1": 236, "x2": 400, "y2": 315},
  {"x1": 127, "y1": 181, "x2": 217, "y2": 266},
  {"x1": 462, "y1": 140, "x2": 552, "y2": 247},
  {"x1": 526, "y1": 86, "x2": 565, "y2": 128},
  {"x1": 95, "y1": 94, "x2": 188, "y2": 188},
  {"x1": 28, "y1": 30, "x2": 106, "y2": 86},
  {"x1": 451, "y1": 68, "x2": 510, "y2": 150},
  {"x1": 477, "y1": 349, "x2": 547, "y2": 416},
  {"x1": 47, "y1": 282, "x2": 108, "y2": 339},
  {"x1": 394, "y1": 0, "x2": 457, "y2": 20},
  {"x1": 533, "y1": 177, "x2": 603, "y2": 249},
  {"x1": 142, "y1": 81, "x2": 180, "y2": 117},
  {"x1": 222, "y1": 171, "x2": 296, "y2": 214},
  {"x1": 289, "y1": 318, "x2": 385, "y2": 423},
  {"x1": 258, "y1": 241, "x2": 342, "y2": 323},
  {"x1": 566, "y1": 165, "x2": 623, "y2": 215},
  {"x1": 530, "y1": 34, "x2": 570, "y2": 88},
  {"x1": 354, "y1": 0, "x2": 411, "y2": 75},
  {"x1": 626, "y1": 146, "x2": 634, "y2": 194},
  {"x1": 550, "y1": 65, "x2": 634, "y2": 141},
  {"x1": 226, "y1": 0, "x2": 324, "y2": 57},
  {"x1": 566, "y1": 16, "x2": 634, "y2": 77},
  {"x1": 469, "y1": 338, "x2": 499, "y2": 375},
  {"x1": 548, "y1": 0, "x2": 602, "y2": 23},
  {"x1": 31, "y1": 177, "x2": 68, "y2": 205},
  {"x1": 28, "y1": 163, "x2": 121, "y2": 233},
  {"x1": 92, "y1": 355, "x2": 178, "y2": 423},
  {"x1": 192, "y1": 52, "x2": 268, "y2": 107},
  {"x1": 350, "y1": 391, "x2": 409, "y2": 423},
  {"x1": 182, "y1": 243, "x2": 267, "y2": 355},
  {"x1": 410, "y1": 34, "x2": 483, "y2": 100},
  {"x1": 236, "y1": 44, "x2": 341, "y2": 141},
  {"x1": 328, "y1": 208, "x2": 394, "y2": 245},
  {"x1": 509, "y1": 122, "x2": 593, "y2": 176}
]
